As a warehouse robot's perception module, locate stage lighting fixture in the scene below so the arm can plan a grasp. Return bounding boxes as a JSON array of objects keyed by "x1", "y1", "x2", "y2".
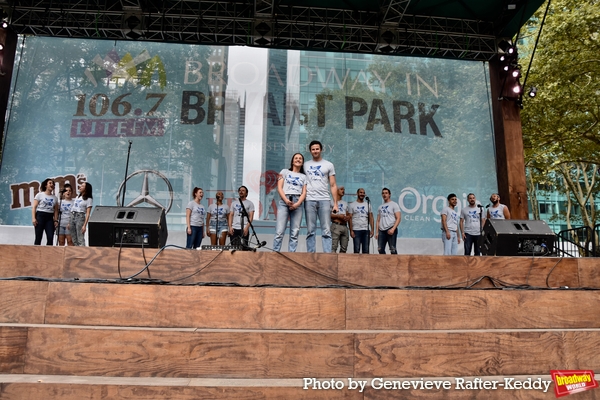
[
  {"x1": 503, "y1": 64, "x2": 510, "y2": 72},
  {"x1": 511, "y1": 68, "x2": 521, "y2": 78},
  {"x1": 528, "y1": 87, "x2": 538, "y2": 97},
  {"x1": 1, "y1": 21, "x2": 7, "y2": 29},
  {"x1": 512, "y1": 84, "x2": 522, "y2": 94},
  {"x1": 0, "y1": 43, "x2": 3, "y2": 51},
  {"x1": 498, "y1": 40, "x2": 517, "y2": 56}
]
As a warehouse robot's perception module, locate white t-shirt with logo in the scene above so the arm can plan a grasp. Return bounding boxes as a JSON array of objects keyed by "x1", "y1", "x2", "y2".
[
  {"x1": 488, "y1": 204, "x2": 507, "y2": 220},
  {"x1": 304, "y1": 159, "x2": 335, "y2": 201},
  {"x1": 331, "y1": 200, "x2": 348, "y2": 223},
  {"x1": 186, "y1": 201, "x2": 206, "y2": 227},
  {"x1": 378, "y1": 201, "x2": 400, "y2": 231},
  {"x1": 231, "y1": 199, "x2": 255, "y2": 229},
  {"x1": 461, "y1": 205, "x2": 483, "y2": 235},
  {"x1": 72, "y1": 196, "x2": 93, "y2": 213},
  {"x1": 279, "y1": 169, "x2": 307, "y2": 195},
  {"x1": 34, "y1": 192, "x2": 58, "y2": 214},
  {"x1": 208, "y1": 203, "x2": 230, "y2": 226},
  {"x1": 60, "y1": 199, "x2": 74, "y2": 227},
  {"x1": 349, "y1": 201, "x2": 372, "y2": 231},
  {"x1": 441, "y1": 206, "x2": 459, "y2": 232}
]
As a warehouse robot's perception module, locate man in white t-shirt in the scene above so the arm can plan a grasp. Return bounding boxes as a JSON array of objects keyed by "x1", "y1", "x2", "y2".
[
  {"x1": 487, "y1": 193, "x2": 511, "y2": 220},
  {"x1": 441, "y1": 193, "x2": 461, "y2": 255},
  {"x1": 348, "y1": 188, "x2": 374, "y2": 253},
  {"x1": 304, "y1": 140, "x2": 338, "y2": 253},
  {"x1": 330, "y1": 186, "x2": 350, "y2": 253},
  {"x1": 460, "y1": 193, "x2": 485, "y2": 255},
  {"x1": 375, "y1": 188, "x2": 401, "y2": 254},
  {"x1": 229, "y1": 186, "x2": 255, "y2": 249}
]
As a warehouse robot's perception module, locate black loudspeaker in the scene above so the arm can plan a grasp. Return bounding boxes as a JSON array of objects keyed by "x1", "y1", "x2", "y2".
[
  {"x1": 89, "y1": 206, "x2": 168, "y2": 248},
  {"x1": 481, "y1": 219, "x2": 555, "y2": 256}
]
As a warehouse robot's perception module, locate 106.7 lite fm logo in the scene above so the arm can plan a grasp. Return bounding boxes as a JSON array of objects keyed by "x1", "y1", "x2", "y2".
[{"x1": 70, "y1": 48, "x2": 223, "y2": 138}]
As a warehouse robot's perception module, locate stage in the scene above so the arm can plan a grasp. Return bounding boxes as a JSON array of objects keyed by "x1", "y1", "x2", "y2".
[{"x1": 1, "y1": 244, "x2": 599, "y2": 399}]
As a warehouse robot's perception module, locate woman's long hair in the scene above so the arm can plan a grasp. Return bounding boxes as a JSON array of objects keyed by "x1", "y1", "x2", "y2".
[{"x1": 81, "y1": 182, "x2": 93, "y2": 200}]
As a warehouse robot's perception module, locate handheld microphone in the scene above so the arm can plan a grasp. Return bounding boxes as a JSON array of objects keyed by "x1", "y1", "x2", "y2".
[
  {"x1": 486, "y1": 204, "x2": 490, "y2": 208},
  {"x1": 365, "y1": 196, "x2": 370, "y2": 201},
  {"x1": 477, "y1": 204, "x2": 484, "y2": 208},
  {"x1": 258, "y1": 241, "x2": 267, "y2": 248}
]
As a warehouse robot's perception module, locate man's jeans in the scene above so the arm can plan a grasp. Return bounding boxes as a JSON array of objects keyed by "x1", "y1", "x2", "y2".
[
  {"x1": 378, "y1": 228, "x2": 398, "y2": 254},
  {"x1": 442, "y1": 230, "x2": 458, "y2": 255},
  {"x1": 305, "y1": 200, "x2": 332, "y2": 253},
  {"x1": 463, "y1": 232, "x2": 481, "y2": 255},
  {"x1": 353, "y1": 230, "x2": 370, "y2": 253},
  {"x1": 273, "y1": 196, "x2": 303, "y2": 252}
]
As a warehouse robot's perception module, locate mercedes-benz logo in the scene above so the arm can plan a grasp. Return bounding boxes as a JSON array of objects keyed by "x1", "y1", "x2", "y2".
[{"x1": 116, "y1": 169, "x2": 174, "y2": 213}]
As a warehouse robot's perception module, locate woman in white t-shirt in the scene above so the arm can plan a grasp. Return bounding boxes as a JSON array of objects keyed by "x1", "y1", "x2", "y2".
[
  {"x1": 32, "y1": 178, "x2": 59, "y2": 245},
  {"x1": 207, "y1": 191, "x2": 230, "y2": 246},
  {"x1": 70, "y1": 182, "x2": 93, "y2": 246},
  {"x1": 186, "y1": 187, "x2": 206, "y2": 249},
  {"x1": 273, "y1": 153, "x2": 307, "y2": 252},
  {"x1": 58, "y1": 184, "x2": 75, "y2": 246}
]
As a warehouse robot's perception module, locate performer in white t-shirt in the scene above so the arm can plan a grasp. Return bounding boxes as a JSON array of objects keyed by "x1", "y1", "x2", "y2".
[
  {"x1": 229, "y1": 186, "x2": 255, "y2": 249},
  {"x1": 375, "y1": 188, "x2": 401, "y2": 254},
  {"x1": 441, "y1": 193, "x2": 460, "y2": 255},
  {"x1": 70, "y1": 182, "x2": 93, "y2": 247},
  {"x1": 186, "y1": 187, "x2": 206, "y2": 249},
  {"x1": 32, "y1": 178, "x2": 59, "y2": 246},
  {"x1": 304, "y1": 140, "x2": 338, "y2": 253},
  {"x1": 273, "y1": 153, "x2": 307, "y2": 252},
  {"x1": 207, "y1": 191, "x2": 230, "y2": 246},
  {"x1": 58, "y1": 184, "x2": 75, "y2": 246},
  {"x1": 487, "y1": 193, "x2": 511, "y2": 220},
  {"x1": 348, "y1": 188, "x2": 374, "y2": 253}
]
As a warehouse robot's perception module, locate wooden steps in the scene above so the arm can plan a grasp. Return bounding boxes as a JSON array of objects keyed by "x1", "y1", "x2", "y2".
[
  {"x1": 2, "y1": 281, "x2": 600, "y2": 330},
  {"x1": 1, "y1": 245, "x2": 599, "y2": 399},
  {"x1": 2, "y1": 244, "x2": 599, "y2": 288}
]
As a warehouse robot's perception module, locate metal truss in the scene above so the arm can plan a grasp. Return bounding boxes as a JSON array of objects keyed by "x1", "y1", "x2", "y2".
[{"x1": 5, "y1": 0, "x2": 499, "y2": 61}]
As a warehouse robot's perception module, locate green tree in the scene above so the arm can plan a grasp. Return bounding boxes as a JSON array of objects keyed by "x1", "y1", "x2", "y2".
[{"x1": 521, "y1": 0, "x2": 600, "y2": 246}]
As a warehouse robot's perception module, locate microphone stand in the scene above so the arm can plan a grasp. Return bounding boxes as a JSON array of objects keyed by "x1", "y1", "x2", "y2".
[
  {"x1": 479, "y1": 204, "x2": 490, "y2": 252},
  {"x1": 237, "y1": 197, "x2": 264, "y2": 252},
  {"x1": 55, "y1": 190, "x2": 65, "y2": 246},
  {"x1": 121, "y1": 140, "x2": 133, "y2": 206},
  {"x1": 477, "y1": 204, "x2": 484, "y2": 254},
  {"x1": 366, "y1": 196, "x2": 371, "y2": 254}
]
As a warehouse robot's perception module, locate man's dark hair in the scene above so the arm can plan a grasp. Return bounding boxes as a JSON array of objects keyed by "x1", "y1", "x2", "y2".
[
  {"x1": 308, "y1": 140, "x2": 322, "y2": 150},
  {"x1": 447, "y1": 193, "x2": 457, "y2": 201}
]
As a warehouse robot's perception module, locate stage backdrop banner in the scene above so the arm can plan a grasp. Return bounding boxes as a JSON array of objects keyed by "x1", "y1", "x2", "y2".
[{"x1": 0, "y1": 37, "x2": 497, "y2": 238}]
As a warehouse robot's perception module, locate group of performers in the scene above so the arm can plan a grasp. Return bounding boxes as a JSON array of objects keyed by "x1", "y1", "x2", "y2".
[
  {"x1": 185, "y1": 186, "x2": 255, "y2": 250},
  {"x1": 441, "y1": 192, "x2": 511, "y2": 256},
  {"x1": 31, "y1": 179, "x2": 93, "y2": 246},
  {"x1": 186, "y1": 140, "x2": 510, "y2": 255},
  {"x1": 32, "y1": 141, "x2": 509, "y2": 255},
  {"x1": 186, "y1": 140, "x2": 513, "y2": 255}
]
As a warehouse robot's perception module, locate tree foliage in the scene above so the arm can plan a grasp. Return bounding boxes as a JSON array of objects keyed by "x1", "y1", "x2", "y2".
[{"x1": 521, "y1": 0, "x2": 600, "y2": 234}]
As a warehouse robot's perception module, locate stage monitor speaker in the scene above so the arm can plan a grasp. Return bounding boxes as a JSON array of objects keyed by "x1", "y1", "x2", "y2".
[
  {"x1": 481, "y1": 219, "x2": 555, "y2": 256},
  {"x1": 89, "y1": 206, "x2": 168, "y2": 248}
]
